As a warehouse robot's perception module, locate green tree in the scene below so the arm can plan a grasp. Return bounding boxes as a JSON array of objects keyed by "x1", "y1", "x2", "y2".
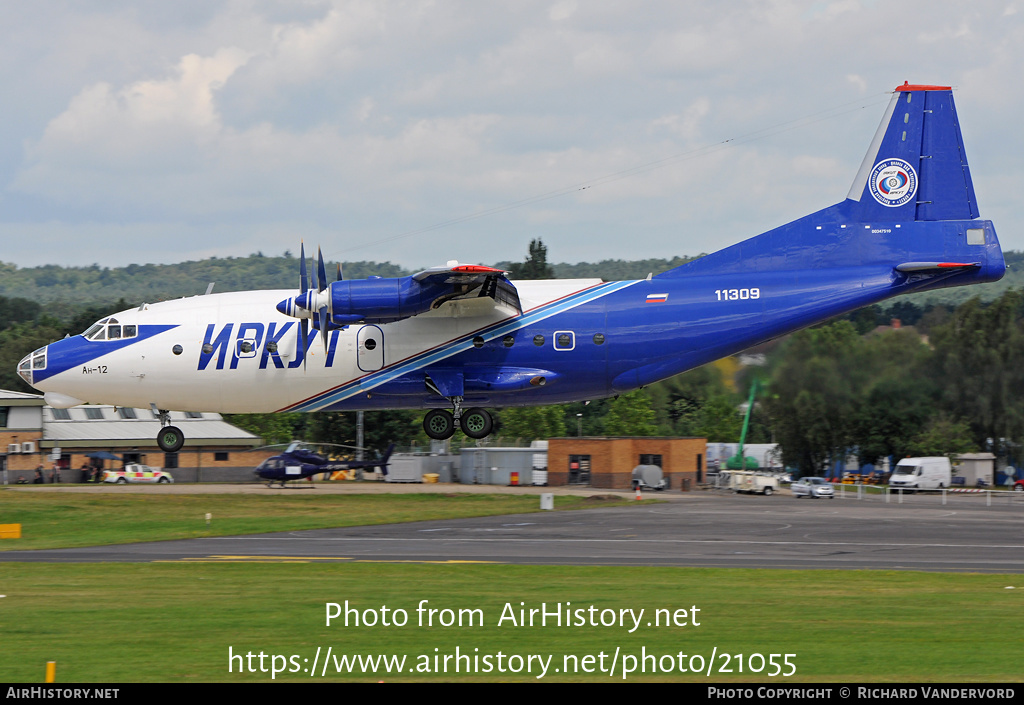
[
  {"x1": 905, "y1": 415, "x2": 978, "y2": 457},
  {"x1": 0, "y1": 320, "x2": 64, "y2": 394},
  {"x1": 602, "y1": 389, "x2": 660, "y2": 436},
  {"x1": 223, "y1": 413, "x2": 304, "y2": 446},
  {"x1": 306, "y1": 412, "x2": 356, "y2": 448},
  {"x1": 508, "y1": 239, "x2": 554, "y2": 280},
  {"x1": 850, "y1": 330, "x2": 937, "y2": 464},
  {"x1": 678, "y1": 394, "x2": 745, "y2": 441},
  {"x1": 930, "y1": 291, "x2": 1024, "y2": 454},
  {"x1": 763, "y1": 321, "x2": 865, "y2": 473},
  {"x1": 497, "y1": 405, "x2": 567, "y2": 441},
  {"x1": 299, "y1": 410, "x2": 424, "y2": 453}
]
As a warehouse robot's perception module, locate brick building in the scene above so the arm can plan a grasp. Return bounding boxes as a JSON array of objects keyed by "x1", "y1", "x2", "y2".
[
  {"x1": 0, "y1": 389, "x2": 270, "y2": 484},
  {"x1": 546, "y1": 436, "x2": 706, "y2": 490}
]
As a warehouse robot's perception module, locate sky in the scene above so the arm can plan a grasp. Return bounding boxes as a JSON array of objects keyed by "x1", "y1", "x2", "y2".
[{"x1": 2, "y1": 1, "x2": 1022, "y2": 271}]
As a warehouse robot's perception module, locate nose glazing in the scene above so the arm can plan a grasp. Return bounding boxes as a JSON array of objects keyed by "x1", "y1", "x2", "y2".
[{"x1": 17, "y1": 346, "x2": 47, "y2": 387}]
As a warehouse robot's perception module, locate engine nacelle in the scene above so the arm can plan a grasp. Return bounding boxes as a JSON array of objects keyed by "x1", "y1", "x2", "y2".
[
  {"x1": 277, "y1": 276, "x2": 446, "y2": 325},
  {"x1": 276, "y1": 259, "x2": 517, "y2": 326},
  {"x1": 328, "y1": 276, "x2": 438, "y2": 325}
]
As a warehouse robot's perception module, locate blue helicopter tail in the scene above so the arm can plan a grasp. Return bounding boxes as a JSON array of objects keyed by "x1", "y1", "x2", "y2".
[{"x1": 377, "y1": 443, "x2": 396, "y2": 475}]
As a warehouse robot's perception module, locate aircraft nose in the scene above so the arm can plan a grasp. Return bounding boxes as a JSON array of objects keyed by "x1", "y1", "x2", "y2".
[{"x1": 17, "y1": 346, "x2": 47, "y2": 388}]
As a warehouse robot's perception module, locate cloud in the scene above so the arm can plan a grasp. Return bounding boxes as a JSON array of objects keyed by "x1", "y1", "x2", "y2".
[
  {"x1": 17, "y1": 48, "x2": 251, "y2": 189},
  {"x1": 3, "y1": 1, "x2": 1024, "y2": 269}
]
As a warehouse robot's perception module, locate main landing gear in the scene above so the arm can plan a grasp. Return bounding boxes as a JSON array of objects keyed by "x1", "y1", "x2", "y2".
[
  {"x1": 423, "y1": 397, "x2": 493, "y2": 441},
  {"x1": 153, "y1": 408, "x2": 185, "y2": 453}
]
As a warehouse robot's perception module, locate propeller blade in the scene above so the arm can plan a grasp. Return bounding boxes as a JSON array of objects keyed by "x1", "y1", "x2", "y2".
[
  {"x1": 301, "y1": 318, "x2": 308, "y2": 371},
  {"x1": 317, "y1": 247, "x2": 328, "y2": 293},
  {"x1": 319, "y1": 307, "x2": 329, "y2": 353},
  {"x1": 299, "y1": 242, "x2": 308, "y2": 293},
  {"x1": 336, "y1": 263, "x2": 343, "y2": 282}
]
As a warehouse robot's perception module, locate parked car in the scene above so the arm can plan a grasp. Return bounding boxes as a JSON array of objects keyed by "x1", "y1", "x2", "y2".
[
  {"x1": 1014, "y1": 479, "x2": 1024, "y2": 492},
  {"x1": 791, "y1": 476, "x2": 834, "y2": 499},
  {"x1": 101, "y1": 463, "x2": 174, "y2": 484}
]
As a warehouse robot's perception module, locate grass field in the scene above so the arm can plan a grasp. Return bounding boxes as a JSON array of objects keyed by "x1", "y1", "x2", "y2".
[
  {"x1": 0, "y1": 490, "x2": 615, "y2": 551},
  {"x1": 2, "y1": 562, "x2": 1021, "y2": 682},
  {"x1": 1, "y1": 490, "x2": 1021, "y2": 683}
]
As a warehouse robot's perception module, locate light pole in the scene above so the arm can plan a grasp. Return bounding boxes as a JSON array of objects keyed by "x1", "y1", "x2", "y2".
[{"x1": 576, "y1": 413, "x2": 582, "y2": 437}]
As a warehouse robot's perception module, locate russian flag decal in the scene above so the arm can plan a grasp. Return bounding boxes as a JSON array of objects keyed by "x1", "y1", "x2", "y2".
[{"x1": 646, "y1": 293, "x2": 669, "y2": 303}]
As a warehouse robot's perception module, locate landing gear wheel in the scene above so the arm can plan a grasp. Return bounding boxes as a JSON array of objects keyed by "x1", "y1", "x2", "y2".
[
  {"x1": 157, "y1": 425, "x2": 185, "y2": 453},
  {"x1": 424, "y1": 409, "x2": 456, "y2": 440},
  {"x1": 460, "y1": 408, "x2": 493, "y2": 439}
]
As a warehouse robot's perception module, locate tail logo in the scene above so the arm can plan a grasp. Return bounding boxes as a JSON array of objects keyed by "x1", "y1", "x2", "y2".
[{"x1": 869, "y1": 158, "x2": 917, "y2": 207}]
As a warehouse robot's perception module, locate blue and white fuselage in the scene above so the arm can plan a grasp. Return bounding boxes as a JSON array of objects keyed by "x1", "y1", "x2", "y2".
[{"x1": 18, "y1": 84, "x2": 1006, "y2": 446}]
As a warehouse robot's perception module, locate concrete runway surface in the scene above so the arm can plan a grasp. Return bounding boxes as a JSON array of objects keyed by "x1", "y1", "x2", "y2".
[{"x1": 3, "y1": 484, "x2": 1022, "y2": 572}]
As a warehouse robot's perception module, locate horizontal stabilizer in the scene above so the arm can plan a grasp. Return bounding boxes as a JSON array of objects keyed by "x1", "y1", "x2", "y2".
[{"x1": 895, "y1": 261, "x2": 980, "y2": 273}]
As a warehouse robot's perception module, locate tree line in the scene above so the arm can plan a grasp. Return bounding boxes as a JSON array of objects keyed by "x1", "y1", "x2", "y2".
[{"x1": 4, "y1": 241, "x2": 1024, "y2": 469}]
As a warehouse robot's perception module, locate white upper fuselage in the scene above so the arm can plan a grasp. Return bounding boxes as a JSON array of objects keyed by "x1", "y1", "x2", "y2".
[{"x1": 27, "y1": 279, "x2": 613, "y2": 413}]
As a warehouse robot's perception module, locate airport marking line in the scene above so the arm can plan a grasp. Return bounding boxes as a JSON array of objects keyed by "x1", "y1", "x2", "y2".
[
  {"x1": 219, "y1": 536, "x2": 1024, "y2": 550},
  {"x1": 156, "y1": 555, "x2": 497, "y2": 564}
]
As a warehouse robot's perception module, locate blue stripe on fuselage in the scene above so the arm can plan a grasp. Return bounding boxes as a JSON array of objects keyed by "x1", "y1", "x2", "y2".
[
  {"x1": 33, "y1": 325, "x2": 179, "y2": 383},
  {"x1": 281, "y1": 280, "x2": 638, "y2": 412}
]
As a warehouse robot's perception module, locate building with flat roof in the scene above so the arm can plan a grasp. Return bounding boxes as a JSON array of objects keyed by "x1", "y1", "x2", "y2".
[
  {"x1": 547, "y1": 437, "x2": 706, "y2": 490},
  {"x1": 0, "y1": 389, "x2": 269, "y2": 484}
]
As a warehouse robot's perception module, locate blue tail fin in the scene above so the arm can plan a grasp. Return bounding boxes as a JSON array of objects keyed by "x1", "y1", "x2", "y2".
[
  {"x1": 844, "y1": 83, "x2": 979, "y2": 222},
  {"x1": 662, "y1": 83, "x2": 1002, "y2": 281}
]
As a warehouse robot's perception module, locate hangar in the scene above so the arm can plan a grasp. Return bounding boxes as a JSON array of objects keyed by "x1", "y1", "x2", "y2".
[{"x1": 0, "y1": 389, "x2": 267, "y2": 484}]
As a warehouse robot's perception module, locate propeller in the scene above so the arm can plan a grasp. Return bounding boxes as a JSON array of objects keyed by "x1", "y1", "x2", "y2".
[{"x1": 276, "y1": 244, "x2": 336, "y2": 365}]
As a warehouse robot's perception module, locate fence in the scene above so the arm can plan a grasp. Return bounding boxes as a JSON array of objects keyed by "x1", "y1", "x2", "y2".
[{"x1": 835, "y1": 484, "x2": 1024, "y2": 507}]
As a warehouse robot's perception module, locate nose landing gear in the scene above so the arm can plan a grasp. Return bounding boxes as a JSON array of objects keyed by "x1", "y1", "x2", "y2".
[{"x1": 152, "y1": 407, "x2": 185, "y2": 453}]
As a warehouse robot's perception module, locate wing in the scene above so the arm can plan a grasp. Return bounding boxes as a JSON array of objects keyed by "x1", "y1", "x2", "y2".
[
  {"x1": 277, "y1": 257, "x2": 522, "y2": 327},
  {"x1": 412, "y1": 263, "x2": 522, "y2": 317}
]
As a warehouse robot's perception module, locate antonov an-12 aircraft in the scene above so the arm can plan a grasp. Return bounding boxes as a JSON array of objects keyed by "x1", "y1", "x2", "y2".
[{"x1": 19, "y1": 84, "x2": 1005, "y2": 453}]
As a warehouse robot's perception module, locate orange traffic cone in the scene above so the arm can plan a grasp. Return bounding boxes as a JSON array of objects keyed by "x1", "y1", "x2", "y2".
[{"x1": 635, "y1": 485, "x2": 642, "y2": 501}]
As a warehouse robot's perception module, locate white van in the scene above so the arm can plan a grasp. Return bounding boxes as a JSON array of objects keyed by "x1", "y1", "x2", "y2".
[{"x1": 889, "y1": 457, "x2": 951, "y2": 491}]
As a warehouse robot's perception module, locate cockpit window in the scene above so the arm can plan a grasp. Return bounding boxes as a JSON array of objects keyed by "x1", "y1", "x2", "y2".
[{"x1": 83, "y1": 317, "x2": 136, "y2": 341}]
